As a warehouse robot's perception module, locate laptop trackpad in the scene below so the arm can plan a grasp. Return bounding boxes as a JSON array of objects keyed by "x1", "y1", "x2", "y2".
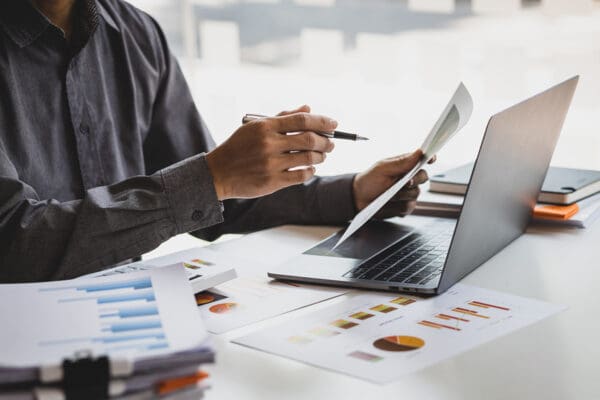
[{"x1": 303, "y1": 220, "x2": 416, "y2": 261}]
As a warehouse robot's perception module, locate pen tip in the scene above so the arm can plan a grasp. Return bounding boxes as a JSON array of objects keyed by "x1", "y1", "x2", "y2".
[{"x1": 357, "y1": 136, "x2": 369, "y2": 141}]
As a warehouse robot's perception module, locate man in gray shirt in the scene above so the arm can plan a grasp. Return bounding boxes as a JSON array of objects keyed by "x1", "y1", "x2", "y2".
[{"x1": 0, "y1": 0, "x2": 428, "y2": 282}]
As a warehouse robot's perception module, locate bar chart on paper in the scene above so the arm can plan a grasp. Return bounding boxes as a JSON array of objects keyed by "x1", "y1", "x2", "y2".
[
  {"x1": 234, "y1": 284, "x2": 566, "y2": 383},
  {"x1": 0, "y1": 266, "x2": 207, "y2": 367},
  {"x1": 38, "y1": 277, "x2": 169, "y2": 353}
]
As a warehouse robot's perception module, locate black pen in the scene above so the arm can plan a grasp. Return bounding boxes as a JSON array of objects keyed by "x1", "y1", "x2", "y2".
[{"x1": 242, "y1": 113, "x2": 369, "y2": 141}]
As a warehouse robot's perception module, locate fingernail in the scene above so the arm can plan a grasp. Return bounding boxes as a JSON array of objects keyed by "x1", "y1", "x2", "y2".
[{"x1": 328, "y1": 118, "x2": 338, "y2": 128}]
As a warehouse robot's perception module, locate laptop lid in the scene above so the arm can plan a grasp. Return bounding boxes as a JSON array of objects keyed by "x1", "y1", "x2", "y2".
[{"x1": 437, "y1": 76, "x2": 579, "y2": 293}]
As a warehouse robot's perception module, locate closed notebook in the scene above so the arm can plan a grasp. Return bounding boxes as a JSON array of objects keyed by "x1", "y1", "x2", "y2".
[{"x1": 430, "y1": 162, "x2": 600, "y2": 205}]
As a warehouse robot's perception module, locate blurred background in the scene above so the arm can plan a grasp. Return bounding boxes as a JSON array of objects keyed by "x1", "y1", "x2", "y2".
[{"x1": 128, "y1": 0, "x2": 600, "y2": 177}]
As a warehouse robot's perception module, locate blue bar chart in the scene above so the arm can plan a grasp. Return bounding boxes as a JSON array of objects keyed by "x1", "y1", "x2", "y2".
[
  {"x1": 38, "y1": 277, "x2": 169, "y2": 353},
  {"x1": 2, "y1": 266, "x2": 207, "y2": 368}
]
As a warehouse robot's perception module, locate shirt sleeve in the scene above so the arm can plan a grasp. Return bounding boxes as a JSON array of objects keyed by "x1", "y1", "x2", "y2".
[
  {"x1": 0, "y1": 149, "x2": 223, "y2": 282},
  {"x1": 192, "y1": 174, "x2": 357, "y2": 242},
  {"x1": 140, "y1": 16, "x2": 358, "y2": 242}
]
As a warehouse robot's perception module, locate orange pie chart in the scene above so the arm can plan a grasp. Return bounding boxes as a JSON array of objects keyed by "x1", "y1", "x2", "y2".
[
  {"x1": 195, "y1": 293, "x2": 215, "y2": 305},
  {"x1": 373, "y1": 335, "x2": 425, "y2": 352},
  {"x1": 209, "y1": 302, "x2": 238, "y2": 314}
]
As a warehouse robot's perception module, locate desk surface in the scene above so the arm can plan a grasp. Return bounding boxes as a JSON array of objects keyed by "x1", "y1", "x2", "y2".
[{"x1": 147, "y1": 216, "x2": 600, "y2": 400}]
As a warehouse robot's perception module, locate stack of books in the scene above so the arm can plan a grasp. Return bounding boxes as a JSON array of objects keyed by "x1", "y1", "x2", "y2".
[
  {"x1": 417, "y1": 163, "x2": 600, "y2": 228},
  {"x1": 0, "y1": 266, "x2": 214, "y2": 399}
]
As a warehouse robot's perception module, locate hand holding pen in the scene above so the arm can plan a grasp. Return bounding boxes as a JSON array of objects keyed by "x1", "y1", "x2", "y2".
[
  {"x1": 206, "y1": 105, "x2": 341, "y2": 200},
  {"x1": 242, "y1": 114, "x2": 369, "y2": 141}
]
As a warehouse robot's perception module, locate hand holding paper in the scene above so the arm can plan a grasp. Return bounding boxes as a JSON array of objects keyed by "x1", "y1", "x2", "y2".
[{"x1": 334, "y1": 83, "x2": 473, "y2": 249}]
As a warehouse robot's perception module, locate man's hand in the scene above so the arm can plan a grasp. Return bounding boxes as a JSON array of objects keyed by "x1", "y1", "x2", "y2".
[
  {"x1": 353, "y1": 150, "x2": 433, "y2": 219},
  {"x1": 206, "y1": 106, "x2": 336, "y2": 200}
]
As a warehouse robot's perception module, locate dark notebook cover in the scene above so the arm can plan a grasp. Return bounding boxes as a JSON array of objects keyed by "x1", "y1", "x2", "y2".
[{"x1": 431, "y1": 162, "x2": 600, "y2": 203}]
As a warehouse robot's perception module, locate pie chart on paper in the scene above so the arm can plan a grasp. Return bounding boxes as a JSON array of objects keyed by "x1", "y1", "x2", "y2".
[
  {"x1": 195, "y1": 293, "x2": 215, "y2": 306},
  {"x1": 209, "y1": 302, "x2": 238, "y2": 314},
  {"x1": 373, "y1": 336, "x2": 425, "y2": 352}
]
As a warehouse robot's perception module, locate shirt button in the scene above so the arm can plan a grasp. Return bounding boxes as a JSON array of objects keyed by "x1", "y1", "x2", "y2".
[
  {"x1": 79, "y1": 124, "x2": 89, "y2": 135},
  {"x1": 191, "y1": 210, "x2": 203, "y2": 221}
]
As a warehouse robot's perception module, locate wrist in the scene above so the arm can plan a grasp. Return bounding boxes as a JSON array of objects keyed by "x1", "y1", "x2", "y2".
[{"x1": 205, "y1": 151, "x2": 229, "y2": 200}]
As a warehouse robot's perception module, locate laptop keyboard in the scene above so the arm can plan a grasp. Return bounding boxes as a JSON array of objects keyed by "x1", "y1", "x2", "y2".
[{"x1": 343, "y1": 221, "x2": 454, "y2": 285}]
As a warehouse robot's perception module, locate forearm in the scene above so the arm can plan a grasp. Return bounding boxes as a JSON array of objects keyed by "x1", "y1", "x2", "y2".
[
  {"x1": 0, "y1": 154, "x2": 223, "y2": 282},
  {"x1": 193, "y1": 174, "x2": 357, "y2": 241}
]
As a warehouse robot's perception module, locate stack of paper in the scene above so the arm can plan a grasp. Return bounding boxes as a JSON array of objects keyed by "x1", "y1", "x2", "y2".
[
  {"x1": 0, "y1": 266, "x2": 213, "y2": 399},
  {"x1": 416, "y1": 183, "x2": 600, "y2": 228}
]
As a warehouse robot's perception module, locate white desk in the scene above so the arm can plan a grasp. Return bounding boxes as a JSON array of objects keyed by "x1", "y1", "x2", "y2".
[{"x1": 148, "y1": 216, "x2": 600, "y2": 399}]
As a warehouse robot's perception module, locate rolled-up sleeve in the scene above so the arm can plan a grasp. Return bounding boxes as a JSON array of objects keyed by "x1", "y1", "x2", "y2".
[{"x1": 0, "y1": 151, "x2": 223, "y2": 282}]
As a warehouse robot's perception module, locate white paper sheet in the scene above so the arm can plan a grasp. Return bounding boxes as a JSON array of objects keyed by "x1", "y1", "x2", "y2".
[
  {"x1": 196, "y1": 277, "x2": 346, "y2": 334},
  {"x1": 82, "y1": 247, "x2": 239, "y2": 294},
  {"x1": 333, "y1": 83, "x2": 473, "y2": 249},
  {"x1": 234, "y1": 283, "x2": 564, "y2": 383},
  {"x1": 0, "y1": 266, "x2": 207, "y2": 367}
]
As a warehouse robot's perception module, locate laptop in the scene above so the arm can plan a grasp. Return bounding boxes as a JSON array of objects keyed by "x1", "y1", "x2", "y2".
[{"x1": 269, "y1": 76, "x2": 578, "y2": 295}]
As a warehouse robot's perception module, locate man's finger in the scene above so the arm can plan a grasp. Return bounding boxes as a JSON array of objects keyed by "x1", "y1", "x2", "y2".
[
  {"x1": 279, "y1": 151, "x2": 326, "y2": 170},
  {"x1": 406, "y1": 169, "x2": 428, "y2": 187},
  {"x1": 277, "y1": 105, "x2": 311, "y2": 117},
  {"x1": 273, "y1": 112, "x2": 337, "y2": 134},
  {"x1": 428, "y1": 154, "x2": 437, "y2": 164},
  {"x1": 278, "y1": 131, "x2": 334, "y2": 153},
  {"x1": 392, "y1": 186, "x2": 420, "y2": 201},
  {"x1": 380, "y1": 149, "x2": 423, "y2": 176}
]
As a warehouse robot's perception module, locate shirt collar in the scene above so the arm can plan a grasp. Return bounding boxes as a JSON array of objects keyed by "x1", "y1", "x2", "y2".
[
  {"x1": 0, "y1": 0, "x2": 51, "y2": 48},
  {"x1": 0, "y1": 0, "x2": 119, "y2": 49},
  {"x1": 97, "y1": 1, "x2": 120, "y2": 33}
]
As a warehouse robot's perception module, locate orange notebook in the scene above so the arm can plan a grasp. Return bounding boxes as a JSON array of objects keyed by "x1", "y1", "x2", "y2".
[{"x1": 533, "y1": 203, "x2": 579, "y2": 220}]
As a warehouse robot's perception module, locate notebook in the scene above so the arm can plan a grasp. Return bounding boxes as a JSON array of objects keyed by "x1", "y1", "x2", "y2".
[
  {"x1": 430, "y1": 162, "x2": 600, "y2": 204},
  {"x1": 415, "y1": 184, "x2": 600, "y2": 228}
]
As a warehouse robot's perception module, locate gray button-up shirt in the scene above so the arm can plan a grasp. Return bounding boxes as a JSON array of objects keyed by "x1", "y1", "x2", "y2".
[{"x1": 0, "y1": 0, "x2": 356, "y2": 282}]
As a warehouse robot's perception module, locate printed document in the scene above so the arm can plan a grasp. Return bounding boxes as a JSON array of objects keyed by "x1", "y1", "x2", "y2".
[
  {"x1": 0, "y1": 266, "x2": 207, "y2": 367},
  {"x1": 333, "y1": 83, "x2": 473, "y2": 249},
  {"x1": 234, "y1": 284, "x2": 563, "y2": 383}
]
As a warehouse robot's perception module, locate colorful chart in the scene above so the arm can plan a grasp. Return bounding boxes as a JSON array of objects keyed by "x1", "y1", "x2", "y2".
[
  {"x1": 195, "y1": 293, "x2": 215, "y2": 305},
  {"x1": 183, "y1": 263, "x2": 200, "y2": 270},
  {"x1": 348, "y1": 350, "x2": 383, "y2": 362},
  {"x1": 209, "y1": 302, "x2": 238, "y2": 314},
  {"x1": 453, "y1": 307, "x2": 490, "y2": 319},
  {"x1": 288, "y1": 336, "x2": 313, "y2": 344},
  {"x1": 373, "y1": 336, "x2": 425, "y2": 352},
  {"x1": 195, "y1": 291, "x2": 227, "y2": 306},
  {"x1": 309, "y1": 327, "x2": 340, "y2": 338},
  {"x1": 468, "y1": 300, "x2": 510, "y2": 311},
  {"x1": 331, "y1": 319, "x2": 359, "y2": 329},
  {"x1": 350, "y1": 311, "x2": 374, "y2": 320},
  {"x1": 436, "y1": 313, "x2": 469, "y2": 323},
  {"x1": 390, "y1": 296, "x2": 416, "y2": 306},
  {"x1": 419, "y1": 320, "x2": 461, "y2": 331},
  {"x1": 191, "y1": 259, "x2": 214, "y2": 266},
  {"x1": 370, "y1": 304, "x2": 397, "y2": 313}
]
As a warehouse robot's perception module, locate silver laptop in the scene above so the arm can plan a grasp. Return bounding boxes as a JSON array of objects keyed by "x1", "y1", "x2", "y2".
[{"x1": 269, "y1": 76, "x2": 578, "y2": 295}]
